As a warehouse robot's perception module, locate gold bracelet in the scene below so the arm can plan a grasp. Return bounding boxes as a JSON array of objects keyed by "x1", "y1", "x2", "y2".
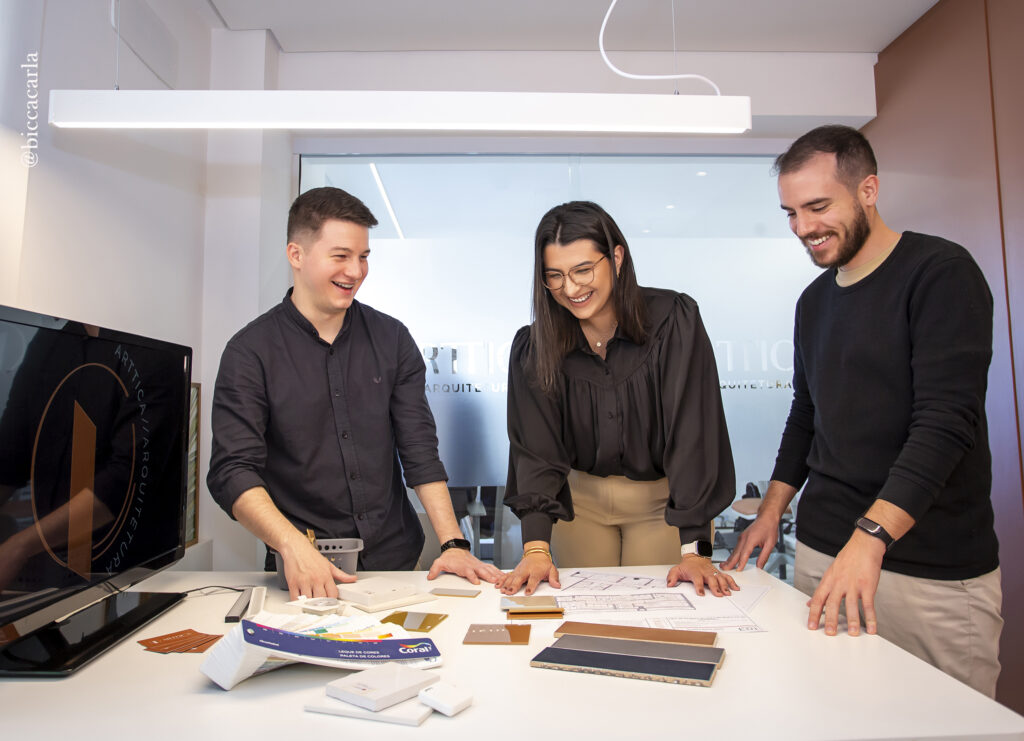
[{"x1": 523, "y1": 547, "x2": 552, "y2": 561}]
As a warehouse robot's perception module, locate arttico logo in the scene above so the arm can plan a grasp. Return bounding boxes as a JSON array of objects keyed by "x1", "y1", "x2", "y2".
[{"x1": 30, "y1": 357, "x2": 144, "y2": 581}]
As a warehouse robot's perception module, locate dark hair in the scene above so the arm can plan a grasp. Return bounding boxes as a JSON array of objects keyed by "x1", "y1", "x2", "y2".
[
  {"x1": 772, "y1": 124, "x2": 878, "y2": 191},
  {"x1": 529, "y1": 201, "x2": 648, "y2": 393},
  {"x1": 287, "y1": 186, "x2": 378, "y2": 243}
]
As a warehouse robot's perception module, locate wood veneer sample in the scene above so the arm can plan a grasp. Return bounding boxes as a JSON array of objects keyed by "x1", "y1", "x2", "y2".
[
  {"x1": 552, "y1": 621, "x2": 716, "y2": 646},
  {"x1": 463, "y1": 624, "x2": 531, "y2": 644}
]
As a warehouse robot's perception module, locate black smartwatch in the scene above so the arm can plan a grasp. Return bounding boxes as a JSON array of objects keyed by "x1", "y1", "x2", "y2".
[
  {"x1": 439, "y1": 538, "x2": 472, "y2": 553},
  {"x1": 856, "y1": 517, "x2": 895, "y2": 550}
]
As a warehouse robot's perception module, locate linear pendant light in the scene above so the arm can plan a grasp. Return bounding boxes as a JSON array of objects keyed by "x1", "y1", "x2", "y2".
[{"x1": 48, "y1": 89, "x2": 751, "y2": 134}]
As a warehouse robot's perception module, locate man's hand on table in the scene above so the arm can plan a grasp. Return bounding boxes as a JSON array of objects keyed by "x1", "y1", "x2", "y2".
[
  {"x1": 721, "y1": 510, "x2": 781, "y2": 572},
  {"x1": 497, "y1": 549, "x2": 561, "y2": 596},
  {"x1": 427, "y1": 547, "x2": 504, "y2": 585},
  {"x1": 281, "y1": 537, "x2": 357, "y2": 600},
  {"x1": 806, "y1": 529, "x2": 885, "y2": 636}
]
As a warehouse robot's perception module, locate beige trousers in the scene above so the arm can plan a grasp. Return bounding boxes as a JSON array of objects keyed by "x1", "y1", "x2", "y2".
[
  {"x1": 551, "y1": 470, "x2": 681, "y2": 568},
  {"x1": 795, "y1": 541, "x2": 1003, "y2": 698}
]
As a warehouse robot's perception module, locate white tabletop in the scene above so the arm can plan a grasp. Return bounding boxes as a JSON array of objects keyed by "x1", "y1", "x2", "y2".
[{"x1": 3, "y1": 566, "x2": 1022, "y2": 740}]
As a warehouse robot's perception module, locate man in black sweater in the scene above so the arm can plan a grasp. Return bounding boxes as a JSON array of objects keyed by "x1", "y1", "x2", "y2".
[{"x1": 723, "y1": 125, "x2": 1002, "y2": 697}]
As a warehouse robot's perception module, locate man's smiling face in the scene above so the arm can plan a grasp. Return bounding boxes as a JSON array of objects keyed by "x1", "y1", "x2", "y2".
[
  {"x1": 289, "y1": 218, "x2": 370, "y2": 322},
  {"x1": 779, "y1": 152, "x2": 872, "y2": 270}
]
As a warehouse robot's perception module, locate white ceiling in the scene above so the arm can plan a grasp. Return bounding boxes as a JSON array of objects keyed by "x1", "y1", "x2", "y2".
[{"x1": 207, "y1": 0, "x2": 940, "y2": 55}]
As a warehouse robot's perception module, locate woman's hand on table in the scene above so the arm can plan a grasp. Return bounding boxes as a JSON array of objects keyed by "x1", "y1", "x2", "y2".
[
  {"x1": 667, "y1": 555, "x2": 739, "y2": 597},
  {"x1": 497, "y1": 543, "x2": 561, "y2": 595}
]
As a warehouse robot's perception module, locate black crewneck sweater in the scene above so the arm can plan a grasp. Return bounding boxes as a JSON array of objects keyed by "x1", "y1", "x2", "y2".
[{"x1": 772, "y1": 232, "x2": 999, "y2": 580}]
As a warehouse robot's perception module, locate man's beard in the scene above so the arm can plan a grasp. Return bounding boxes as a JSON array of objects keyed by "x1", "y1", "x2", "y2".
[{"x1": 804, "y1": 203, "x2": 871, "y2": 269}]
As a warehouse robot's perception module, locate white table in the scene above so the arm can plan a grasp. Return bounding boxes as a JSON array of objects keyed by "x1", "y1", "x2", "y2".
[{"x1": 3, "y1": 566, "x2": 1022, "y2": 740}]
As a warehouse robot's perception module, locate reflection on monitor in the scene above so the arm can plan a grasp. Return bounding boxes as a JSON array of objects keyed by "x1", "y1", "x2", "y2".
[{"x1": 0, "y1": 304, "x2": 192, "y2": 675}]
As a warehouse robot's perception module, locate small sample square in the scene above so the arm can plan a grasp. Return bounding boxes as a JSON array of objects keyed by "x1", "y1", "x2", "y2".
[
  {"x1": 429, "y1": 587, "x2": 481, "y2": 598},
  {"x1": 380, "y1": 611, "x2": 448, "y2": 633},
  {"x1": 463, "y1": 623, "x2": 531, "y2": 645},
  {"x1": 138, "y1": 629, "x2": 222, "y2": 654}
]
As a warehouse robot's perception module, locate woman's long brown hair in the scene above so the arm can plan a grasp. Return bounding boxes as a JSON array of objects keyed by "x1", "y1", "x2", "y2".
[{"x1": 528, "y1": 201, "x2": 648, "y2": 393}]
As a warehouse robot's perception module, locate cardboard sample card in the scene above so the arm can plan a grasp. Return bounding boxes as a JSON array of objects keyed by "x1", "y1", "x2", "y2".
[
  {"x1": 530, "y1": 646, "x2": 719, "y2": 686},
  {"x1": 463, "y1": 624, "x2": 531, "y2": 645},
  {"x1": 550, "y1": 635, "x2": 725, "y2": 668},
  {"x1": 500, "y1": 596, "x2": 564, "y2": 620},
  {"x1": 184, "y1": 635, "x2": 224, "y2": 653},
  {"x1": 553, "y1": 620, "x2": 717, "y2": 646},
  {"x1": 507, "y1": 611, "x2": 564, "y2": 621},
  {"x1": 429, "y1": 587, "x2": 481, "y2": 598},
  {"x1": 500, "y1": 596, "x2": 559, "y2": 612},
  {"x1": 380, "y1": 611, "x2": 448, "y2": 633},
  {"x1": 138, "y1": 629, "x2": 223, "y2": 654}
]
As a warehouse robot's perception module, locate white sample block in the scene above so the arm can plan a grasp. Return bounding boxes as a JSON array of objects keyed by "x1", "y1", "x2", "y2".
[
  {"x1": 419, "y1": 681, "x2": 473, "y2": 717},
  {"x1": 339, "y1": 577, "x2": 418, "y2": 609},
  {"x1": 326, "y1": 662, "x2": 440, "y2": 711},
  {"x1": 305, "y1": 696, "x2": 433, "y2": 726}
]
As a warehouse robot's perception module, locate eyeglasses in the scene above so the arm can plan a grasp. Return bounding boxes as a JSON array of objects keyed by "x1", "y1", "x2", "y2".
[{"x1": 542, "y1": 254, "x2": 608, "y2": 291}]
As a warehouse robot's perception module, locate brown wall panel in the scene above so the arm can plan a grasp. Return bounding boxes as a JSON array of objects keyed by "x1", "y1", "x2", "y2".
[
  {"x1": 862, "y1": 0, "x2": 1024, "y2": 711},
  {"x1": 988, "y1": 0, "x2": 1024, "y2": 710},
  {"x1": 989, "y1": 0, "x2": 1024, "y2": 489}
]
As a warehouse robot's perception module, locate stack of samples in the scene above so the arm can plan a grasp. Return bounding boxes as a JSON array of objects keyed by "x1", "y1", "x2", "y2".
[
  {"x1": 530, "y1": 621, "x2": 724, "y2": 687},
  {"x1": 305, "y1": 663, "x2": 473, "y2": 726},
  {"x1": 499, "y1": 595, "x2": 564, "y2": 620},
  {"x1": 200, "y1": 611, "x2": 440, "y2": 690}
]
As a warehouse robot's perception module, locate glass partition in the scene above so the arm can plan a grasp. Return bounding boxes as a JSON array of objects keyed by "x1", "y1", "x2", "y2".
[{"x1": 300, "y1": 155, "x2": 818, "y2": 571}]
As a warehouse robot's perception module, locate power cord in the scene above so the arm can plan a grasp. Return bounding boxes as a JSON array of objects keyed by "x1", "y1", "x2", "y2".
[{"x1": 599, "y1": 0, "x2": 722, "y2": 95}]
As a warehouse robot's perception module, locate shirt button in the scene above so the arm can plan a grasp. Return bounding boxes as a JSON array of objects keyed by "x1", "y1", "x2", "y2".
[
  {"x1": 342, "y1": 431, "x2": 350, "y2": 439},
  {"x1": 605, "y1": 368, "x2": 611, "y2": 375},
  {"x1": 357, "y1": 513, "x2": 366, "y2": 521},
  {"x1": 350, "y1": 473, "x2": 360, "y2": 481},
  {"x1": 607, "y1": 411, "x2": 614, "y2": 419}
]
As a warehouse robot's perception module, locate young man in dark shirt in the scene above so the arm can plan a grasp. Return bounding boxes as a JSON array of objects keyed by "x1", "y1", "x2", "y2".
[
  {"x1": 208, "y1": 187, "x2": 501, "y2": 598},
  {"x1": 723, "y1": 125, "x2": 1002, "y2": 697}
]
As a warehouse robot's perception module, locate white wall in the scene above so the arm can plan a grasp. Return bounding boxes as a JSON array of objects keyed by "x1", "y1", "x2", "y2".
[
  {"x1": 199, "y1": 29, "x2": 294, "y2": 571},
  {"x1": 0, "y1": 0, "x2": 44, "y2": 305},
  {"x1": 191, "y1": 34, "x2": 881, "y2": 571},
  {"x1": 278, "y1": 49, "x2": 878, "y2": 145},
  {"x1": 0, "y1": 0, "x2": 214, "y2": 569},
  {"x1": 0, "y1": 4, "x2": 891, "y2": 571},
  {"x1": 4, "y1": 1, "x2": 209, "y2": 353}
]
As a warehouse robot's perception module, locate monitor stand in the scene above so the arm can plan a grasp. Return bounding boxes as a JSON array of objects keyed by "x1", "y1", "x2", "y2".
[{"x1": 0, "y1": 590, "x2": 184, "y2": 676}]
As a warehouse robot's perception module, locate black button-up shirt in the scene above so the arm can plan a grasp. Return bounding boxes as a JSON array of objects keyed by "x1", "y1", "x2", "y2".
[
  {"x1": 207, "y1": 291, "x2": 447, "y2": 570},
  {"x1": 505, "y1": 288, "x2": 735, "y2": 545}
]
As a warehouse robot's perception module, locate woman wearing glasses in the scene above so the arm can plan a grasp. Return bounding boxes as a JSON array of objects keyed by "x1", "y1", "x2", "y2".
[{"x1": 499, "y1": 201, "x2": 738, "y2": 597}]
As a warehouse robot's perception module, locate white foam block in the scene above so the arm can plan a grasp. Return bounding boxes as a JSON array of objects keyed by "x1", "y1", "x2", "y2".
[
  {"x1": 338, "y1": 577, "x2": 418, "y2": 609},
  {"x1": 305, "y1": 695, "x2": 433, "y2": 726},
  {"x1": 326, "y1": 662, "x2": 440, "y2": 711},
  {"x1": 419, "y1": 681, "x2": 473, "y2": 717}
]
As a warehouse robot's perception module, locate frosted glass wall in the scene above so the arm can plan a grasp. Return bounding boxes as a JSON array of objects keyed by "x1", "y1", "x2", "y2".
[{"x1": 299, "y1": 155, "x2": 820, "y2": 494}]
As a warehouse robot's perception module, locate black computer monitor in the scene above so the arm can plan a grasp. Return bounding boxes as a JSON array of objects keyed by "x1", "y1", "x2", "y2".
[{"x1": 0, "y1": 304, "x2": 192, "y2": 676}]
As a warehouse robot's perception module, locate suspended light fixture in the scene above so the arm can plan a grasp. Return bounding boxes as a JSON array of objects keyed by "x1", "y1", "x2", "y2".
[
  {"x1": 48, "y1": 0, "x2": 750, "y2": 135},
  {"x1": 48, "y1": 89, "x2": 749, "y2": 133}
]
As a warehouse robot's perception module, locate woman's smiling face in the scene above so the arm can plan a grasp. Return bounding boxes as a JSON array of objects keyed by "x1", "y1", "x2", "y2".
[{"x1": 542, "y1": 239, "x2": 621, "y2": 326}]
